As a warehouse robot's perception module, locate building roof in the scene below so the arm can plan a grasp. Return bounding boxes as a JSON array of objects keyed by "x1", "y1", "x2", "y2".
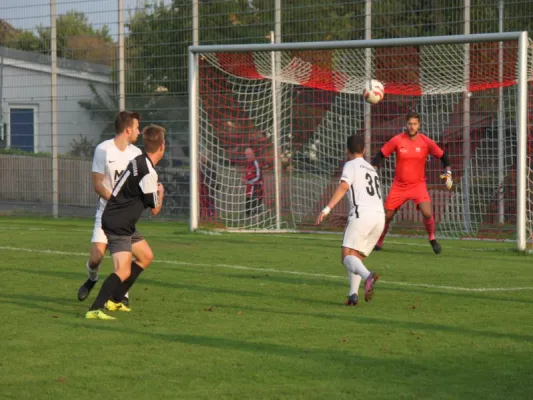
[{"x1": 0, "y1": 45, "x2": 111, "y2": 76}]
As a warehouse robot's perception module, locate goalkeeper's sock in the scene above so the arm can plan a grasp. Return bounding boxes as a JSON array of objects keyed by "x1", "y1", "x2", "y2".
[
  {"x1": 343, "y1": 256, "x2": 371, "y2": 281},
  {"x1": 86, "y1": 260, "x2": 100, "y2": 282},
  {"x1": 423, "y1": 216, "x2": 436, "y2": 241},
  {"x1": 347, "y1": 271, "x2": 362, "y2": 296},
  {"x1": 376, "y1": 223, "x2": 390, "y2": 247},
  {"x1": 89, "y1": 273, "x2": 121, "y2": 311}
]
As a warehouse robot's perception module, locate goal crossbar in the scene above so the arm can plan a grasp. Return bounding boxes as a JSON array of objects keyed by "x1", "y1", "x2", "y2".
[{"x1": 189, "y1": 32, "x2": 530, "y2": 251}]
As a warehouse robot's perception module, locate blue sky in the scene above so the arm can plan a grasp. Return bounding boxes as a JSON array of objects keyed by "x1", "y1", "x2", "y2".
[{"x1": 1, "y1": 0, "x2": 172, "y2": 38}]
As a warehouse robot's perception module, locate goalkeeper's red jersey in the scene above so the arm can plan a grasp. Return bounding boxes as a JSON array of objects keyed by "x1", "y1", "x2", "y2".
[{"x1": 380, "y1": 132, "x2": 444, "y2": 187}]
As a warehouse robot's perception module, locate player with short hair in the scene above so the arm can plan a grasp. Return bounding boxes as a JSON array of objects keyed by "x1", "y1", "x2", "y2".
[
  {"x1": 86, "y1": 125, "x2": 166, "y2": 320},
  {"x1": 241, "y1": 147, "x2": 263, "y2": 217},
  {"x1": 372, "y1": 112, "x2": 453, "y2": 254},
  {"x1": 316, "y1": 134, "x2": 382, "y2": 305},
  {"x1": 77, "y1": 111, "x2": 150, "y2": 305}
]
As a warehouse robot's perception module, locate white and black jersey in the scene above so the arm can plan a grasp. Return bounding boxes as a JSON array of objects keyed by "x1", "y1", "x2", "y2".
[
  {"x1": 340, "y1": 157, "x2": 384, "y2": 218},
  {"x1": 92, "y1": 139, "x2": 142, "y2": 218},
  {"x1": 102, "y1": 153, "x2": 159, "y2": 236}
]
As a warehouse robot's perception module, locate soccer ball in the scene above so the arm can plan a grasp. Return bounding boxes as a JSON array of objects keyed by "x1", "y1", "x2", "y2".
[{"x1": 363, "y1": 79, "x2": 385, "y2": 105}]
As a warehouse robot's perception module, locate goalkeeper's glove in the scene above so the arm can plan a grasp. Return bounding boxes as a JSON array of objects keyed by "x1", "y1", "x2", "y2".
[{"x1": 440, "y1": 170, "x2": 453, "y2": 190}]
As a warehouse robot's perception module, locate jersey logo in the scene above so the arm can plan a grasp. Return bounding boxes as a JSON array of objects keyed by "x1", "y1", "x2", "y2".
[
  {"x1": 114, "y1": 170, "x2": 124, "y2": 182},
  {"x1": 109, "y1": 160, "x2": 116, "y2": 163},
  {"x1": 416, "y1": 147, "x2": 421, "y2": 152},
  {"x1": 399, "y1": 148, "x2": 407, "y2": 153}
]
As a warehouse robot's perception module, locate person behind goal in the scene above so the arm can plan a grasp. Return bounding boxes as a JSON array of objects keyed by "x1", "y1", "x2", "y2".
[
  {"x1": 372, "y1": 112, "x2": 453, "y2": 254},
  {"x1": 316, "y1": 134, "x2": 382, "y2": 305},
  {"x1": 86, "y1": 125, "x2": 165, "y2": 320},
  {"x1": 77, "y1": 111, "x2": 152, "y2": 306}
]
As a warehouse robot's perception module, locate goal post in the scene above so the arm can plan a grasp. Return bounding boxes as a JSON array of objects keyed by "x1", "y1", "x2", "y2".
[{"x1": 189, "y1": 32, "x2": 532, "y2": 250}]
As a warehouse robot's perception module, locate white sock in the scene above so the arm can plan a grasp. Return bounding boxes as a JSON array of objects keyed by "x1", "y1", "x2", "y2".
[
  {"x1": 343, "y1": 255, "x2": 371, "y2": 281},
  {"x1": 347, "y1": 272, "x2": 362, "y2": 296},
  {"x1": 86, "y1": 261, "x2": 99, "y2": 282}
]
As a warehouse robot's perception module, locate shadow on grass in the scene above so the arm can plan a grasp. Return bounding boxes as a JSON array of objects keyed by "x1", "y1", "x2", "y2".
[{"x1": 212, "y1": 301, "x2": 533, "y2": 343}]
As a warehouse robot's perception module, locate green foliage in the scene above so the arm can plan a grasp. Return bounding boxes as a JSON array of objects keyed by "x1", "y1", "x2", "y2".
[
  {"x1": 67, "y1": 135, "x2": 96, "y2": 159},
  {"x1": 6, "y1": 11, "x2": 113, "y2": 61},
  {"x1": 126, "y1": 1, "x2": 192, "y2": 95}
]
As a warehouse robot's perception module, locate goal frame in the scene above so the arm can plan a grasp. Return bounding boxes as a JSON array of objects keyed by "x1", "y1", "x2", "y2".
[{"x1": 188, "y1": 31, "x2": 529, "y2": 251}]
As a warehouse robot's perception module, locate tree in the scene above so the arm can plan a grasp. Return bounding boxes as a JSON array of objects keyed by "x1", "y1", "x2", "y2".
[{"x1": 4, "y1": 11, "x2": 115, "y2": 65}]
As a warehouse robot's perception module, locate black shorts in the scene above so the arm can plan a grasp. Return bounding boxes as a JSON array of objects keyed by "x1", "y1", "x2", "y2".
[
  {"x1": 105, "y1": 230, "x2": 144, "y2": 255},
  {"x1": 245, "y1": 196, "x2": 262, "y2": 216}
]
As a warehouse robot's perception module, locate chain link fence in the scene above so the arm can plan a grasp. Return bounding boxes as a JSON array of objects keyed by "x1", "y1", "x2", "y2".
[{"x1": 0, "y1": 0, "x2": 532, "y2": 219}]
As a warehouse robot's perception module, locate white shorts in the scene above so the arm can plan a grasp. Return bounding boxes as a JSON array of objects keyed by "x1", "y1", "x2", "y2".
[
  {"x1": 91, "y1": 214, "x2": 107, "y2": 244},
  {"x1": 342, "y1": 210, "x2": 385, "y2": 257}
]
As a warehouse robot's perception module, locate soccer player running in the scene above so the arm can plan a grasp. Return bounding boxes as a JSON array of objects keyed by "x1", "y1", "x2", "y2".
[
  {"x1": 372, "y1": 112, "x2": 453, "y2": 254},
  {"x1": 315, "y1": 134, "x2": 382, "y2": 305},
  {"x1": 77, "y1": 111, "x2": 151, "y2": 306},
  {"x1": 86, "y1": 125, "x2": 166, "y2": 320}
]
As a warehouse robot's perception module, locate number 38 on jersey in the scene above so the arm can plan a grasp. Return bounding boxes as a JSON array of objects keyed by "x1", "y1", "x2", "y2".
[{"x1": 341, "y1": 158, "x2": 383, "y2": 216}]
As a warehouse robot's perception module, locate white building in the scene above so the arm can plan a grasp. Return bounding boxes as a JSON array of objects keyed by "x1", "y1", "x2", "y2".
[{"x1": 0, "y1": 46, "x2": 112, "y2": 154}]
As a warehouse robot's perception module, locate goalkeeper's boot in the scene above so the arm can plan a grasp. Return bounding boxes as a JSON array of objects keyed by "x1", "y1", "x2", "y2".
[
  {"x1": 430, "y1": 239, "x2": 442, "y2": 255},
  {"x1": 77, "y1": 279, "x2": 97, "y2": 301},
  {"x1": 364, "y1": 272, "x2": 380, "y2": 302},
  {"x1": 345, "y1": 293, "x2": 359, "y2": 306},
  {"x1": 105, "y1": 300, "x2": 132, "y2": 312},
  {"x1": 85, "y1": 310, "x2": 116, "y2": 320}
]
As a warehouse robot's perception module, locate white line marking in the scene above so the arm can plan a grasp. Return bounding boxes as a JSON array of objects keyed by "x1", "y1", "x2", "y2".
[
  {"x1": 0, "y1": 225, "x2": 519, "y2": 252},
  {"x1": 1, "y1": 245, "x2": 532, "y2": 293}
]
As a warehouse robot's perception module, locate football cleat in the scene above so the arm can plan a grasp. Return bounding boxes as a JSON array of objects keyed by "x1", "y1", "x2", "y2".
[
  {"x1": 77, "y1": 279, "x2": 97, "y2": 301},
  {"x1": 121, "y1": 296, "x2": 129, "y2": 307},
  {"x1": 105, "y1": 300, "x2": 132, "y2": 312},
  {"x1": 430, "y1": 239, "x2": 442, "y2": 254},
  {"x1": 364, "y1": 272, "x2": 380, "y2": 302},
  {"x1": 373, "y1": 245, "x2": 382, "y2": 251},
  {"x1": 85, "y1": 310, "x2": 116, "y2": 320},
  {"x1": 345, "y1": 293, "x2": 359, "y2": 306}
]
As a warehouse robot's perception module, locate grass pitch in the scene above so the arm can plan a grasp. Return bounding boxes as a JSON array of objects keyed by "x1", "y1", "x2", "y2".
[{"x1": 0, "y1": 217, "x2": 532, "y2": 399}]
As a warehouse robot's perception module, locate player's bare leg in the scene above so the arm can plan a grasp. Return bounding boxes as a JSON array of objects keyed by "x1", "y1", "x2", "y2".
[
  {"x1": 419, "y1": 201, "x2": 441, "y2": 254},
  {"x1": 110, "y1": 240, "x2": 154, "y2": 306},
  {"x1": 78, "y1": 242, "x2": 107, "y2": 301},
  {"x1": 374, "y1": 209, "x2": 395, "y2": 251},
  {"x1": 342, "y1": 247, "x2": 379, "y2": 303}
]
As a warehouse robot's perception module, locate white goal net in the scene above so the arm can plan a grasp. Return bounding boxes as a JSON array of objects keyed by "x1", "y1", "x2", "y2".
[{"x1": 190, "y1": 33, "x2": 533, "y2": 248}]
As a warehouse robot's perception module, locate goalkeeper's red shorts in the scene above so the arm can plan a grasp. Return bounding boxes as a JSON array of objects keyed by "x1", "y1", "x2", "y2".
[{"x1": 384, "y1": 182, "x2": 431, "y2": 211}]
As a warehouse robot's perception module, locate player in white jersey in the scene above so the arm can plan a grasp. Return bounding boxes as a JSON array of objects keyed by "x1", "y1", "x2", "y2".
[
  {"x1": 316, "y1": 134, "x2": 383, "y2": 305},
  {"x1": 77, "y1": 111, "x2": 152, "y2": 306}
]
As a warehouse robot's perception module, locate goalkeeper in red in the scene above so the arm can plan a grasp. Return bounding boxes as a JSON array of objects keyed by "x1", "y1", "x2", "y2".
[{"x1": 372, "y1": 112, "x2": 453, "y2": 254}]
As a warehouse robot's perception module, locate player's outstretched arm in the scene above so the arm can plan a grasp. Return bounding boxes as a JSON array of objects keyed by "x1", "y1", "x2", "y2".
[
  {"x1": 315, "y1": 181, "x2": 350, "y2": 225},
  {"x1": 372, "y1": 135, "x2": 398, "y2": 168}
]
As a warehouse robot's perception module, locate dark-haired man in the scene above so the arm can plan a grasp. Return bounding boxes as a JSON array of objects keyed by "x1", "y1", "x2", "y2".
[
  {"x1": 316, "y1": 134, "x2": 382, "y2": 306},
  {"x1": 86, "y1": 124, "x2": 166, "y2": 320},
  {"x1": 372, "y1": 112, "x2": 453, "y2": 254}
]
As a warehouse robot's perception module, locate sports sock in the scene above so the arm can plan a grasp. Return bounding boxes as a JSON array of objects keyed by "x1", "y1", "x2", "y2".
[
  {"x1": 347, "y1": 272, "x2": 362, "y2": 296},
  {"x1": 89, "y1": 273, "x2": 121, "y2": 311},
  {"x1": 86, "y1": 260, "x2": 100, "y2": 282},
  {"x1": 423, "y1": 216, "x2": 436, "y2": 241},
  {"x1": 112, "y1": 262, "x2": 144, "y2": 303},
  {"x1": 376, "y1": 223, "x2": 390, "y2": 247},
  {"x1": 343, "y1": 255, "x2": 371, "y2": 281}
]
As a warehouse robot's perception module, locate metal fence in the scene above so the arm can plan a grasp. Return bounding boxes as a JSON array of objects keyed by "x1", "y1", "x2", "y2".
[{"x1": 0, "y1": 0, "x2": 532, "y2": 219}]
